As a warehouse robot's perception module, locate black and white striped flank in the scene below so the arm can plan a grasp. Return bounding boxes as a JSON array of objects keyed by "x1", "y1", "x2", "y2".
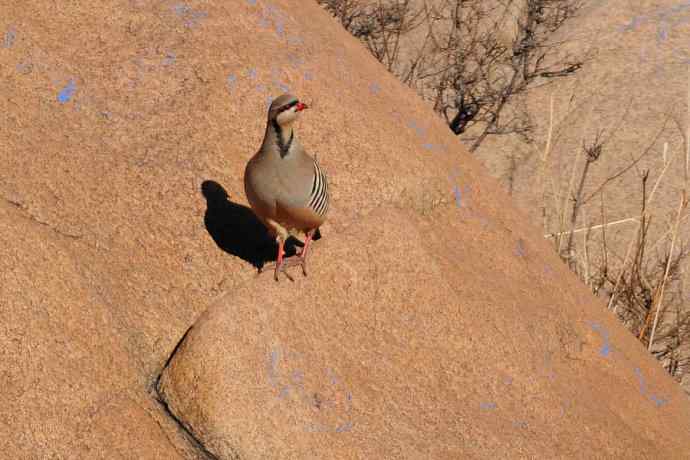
[{"x1": 308, "y1": 160, "x2": 329, "y2": 217}]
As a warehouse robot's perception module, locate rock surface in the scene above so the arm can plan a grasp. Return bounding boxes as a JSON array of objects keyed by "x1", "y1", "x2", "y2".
[
  {"x1": 1, "y1": 0, "x2": 689, "y2": 458},
  {"x1": 160, "y1": 209, "x2": 690, "y2": 459}
]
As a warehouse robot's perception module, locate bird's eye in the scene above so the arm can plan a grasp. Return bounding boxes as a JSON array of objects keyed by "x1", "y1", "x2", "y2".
[{"x1": 276, "y1": 100, "x2": 299, "y2": 114}]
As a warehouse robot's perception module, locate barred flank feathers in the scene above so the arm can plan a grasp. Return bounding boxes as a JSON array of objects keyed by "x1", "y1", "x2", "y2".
[{"x1": 308, "y1": 160, "x2": 329, "y2": 217}]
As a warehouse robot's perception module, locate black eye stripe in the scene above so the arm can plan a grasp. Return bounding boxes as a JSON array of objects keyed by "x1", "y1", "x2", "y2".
[{"x1": 278, "y1": 100, "x2": 299, "y2": 113}]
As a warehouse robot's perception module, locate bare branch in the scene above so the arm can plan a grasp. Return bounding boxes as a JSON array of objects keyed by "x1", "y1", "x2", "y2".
[{"x1": 318, "y1": 0, "x2": 586, "y2": 150}]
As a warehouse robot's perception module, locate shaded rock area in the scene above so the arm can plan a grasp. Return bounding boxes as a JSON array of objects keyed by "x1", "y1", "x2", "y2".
[{"x1": 1, "y1": 0, "x2": 689, "y2": 458}]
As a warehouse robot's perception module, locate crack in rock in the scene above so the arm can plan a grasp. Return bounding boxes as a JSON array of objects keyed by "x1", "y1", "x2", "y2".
[
  {"x1": 153, "y1": 325, "x2": 241, "y2": 460},
  {"x1": 2, "y1": 196, "x2": 83, "y2": 239}
]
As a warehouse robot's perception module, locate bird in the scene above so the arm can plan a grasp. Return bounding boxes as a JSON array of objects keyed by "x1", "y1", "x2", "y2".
[{"x1": 243, "y1": 93, "x2": 329, "y2": 281}]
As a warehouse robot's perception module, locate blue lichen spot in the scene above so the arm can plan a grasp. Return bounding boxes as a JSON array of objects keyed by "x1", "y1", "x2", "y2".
[
  {"x1": 163, "y1": 51, "x2": 176, "y2": 65},
  {"x1": 480, "y1": 402, "x2": 497, "y2": 411},
  {"x1": 3, "y1": 27, "x2": 16, "y2": 48},
  {"x1": 598, "y1": 341, "x2": 610, "y2": 357},
  {"x1": 227, "y1": 74, "x2": 236, "y2": 91},
  {"x1": 632, "y1": 367, "x2": 670, "y2": 407},
  {"x1": 650, "y1": 394, "x2": 668, "y2": 407},
  {"x1": 657, "y1": 23, "x2": 669, "y2": 42},
  {"x1": 173, "y1": 3, "x2": 191, "y2": 15},
  {"x1": 57, "y1": 80, "x2": 76, "y2": 104},
  {"x1": 335, "y1": 421, "x2": 353, "y2": 432},
  {"x1": 287, "y1": 53, "x2": 304, "y2": 68},
  {"x1": 588, "y1": 321, "x2": 611, "y2": 357},
  {"x1": 173, "y1": 4, "x2": 207, "y2": 28},
  {"x1": 453, "y1": 184, "x2": 462, "y2": 208},
  {"x1": 274, "y1": 22, "x2": 285, "y2": 36},
  {"x1": 515, "y1": 238, "x2": 526, "y2": 258}
]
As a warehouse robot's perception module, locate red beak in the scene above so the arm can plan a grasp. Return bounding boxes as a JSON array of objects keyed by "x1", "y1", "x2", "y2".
[{"x1": 296, "y1": 102, "x2": 308, "y2": 112}]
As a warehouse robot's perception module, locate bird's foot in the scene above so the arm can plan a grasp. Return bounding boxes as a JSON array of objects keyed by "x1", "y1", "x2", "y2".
[
  {"x1": 259, "y1": 255, "x2": 307, "y2": 281},
  {"x1": 259, "y1": 259, "x2": 294, "y2": 282},
  {"x1": 278, "y1": 254, "x2": 308, "y2": 278},
  {"x1": 264, "y1": 256, "x2": 307, "y2": 281},
  {"x1": 287, "y1": 253, "x2": 308, "y2": 277}
]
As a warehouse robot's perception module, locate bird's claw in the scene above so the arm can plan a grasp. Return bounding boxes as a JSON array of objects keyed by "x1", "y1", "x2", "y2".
[
  {"x1": 260, "y1": 255, "x2": 307, "y2": 281},
  {"x1": 286, "y1": 255, "x2": 308, "y2": 277}
]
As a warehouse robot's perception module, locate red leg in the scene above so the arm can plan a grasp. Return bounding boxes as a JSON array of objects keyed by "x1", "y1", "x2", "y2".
[
  {"x1": 293, "y1": 229, "x2": 316, "y2": 276},
  {"x1": 298, "y1": 229, "x2": 315, "y2": 259},
  {"x1": 274, "y1": 238, "x2": 285, "y2": 281},
  {"x1": 259, "y1": 237, "x2": 294, "y2": 281},
  {"x1": 260, "y1": 229, "x2": 318, "y2": 280},
  {"x1": 274, "y1": 238, "x2": 298, "y2": 281}
]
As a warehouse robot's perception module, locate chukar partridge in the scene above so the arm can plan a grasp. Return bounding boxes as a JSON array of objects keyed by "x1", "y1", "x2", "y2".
[{"x1": 244, "y1": 93, "x2": 329, "y2": 281}]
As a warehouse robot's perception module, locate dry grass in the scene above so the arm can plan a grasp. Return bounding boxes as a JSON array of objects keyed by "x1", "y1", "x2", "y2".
[{"x1": 541, "y1": 86, "x2": 690, "y2": 388}]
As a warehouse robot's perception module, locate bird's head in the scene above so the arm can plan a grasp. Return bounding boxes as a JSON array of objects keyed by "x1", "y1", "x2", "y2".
[{"x1": 268, "y1": 93, "x2": 308, "y2": 127}]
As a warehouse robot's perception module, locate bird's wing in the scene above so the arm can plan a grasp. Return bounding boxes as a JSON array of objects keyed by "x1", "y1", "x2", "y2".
[{"x1": 275, "y1": 158, "x2": 329, "y2": 231}]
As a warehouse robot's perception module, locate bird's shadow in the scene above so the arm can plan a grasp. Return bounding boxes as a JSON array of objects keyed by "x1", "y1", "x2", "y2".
[{"x1": 201, "y1": 180, "x2": 308, "y2": 270}]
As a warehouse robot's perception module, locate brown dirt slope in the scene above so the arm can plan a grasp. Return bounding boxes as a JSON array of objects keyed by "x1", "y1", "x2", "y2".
[{"x1": 1, "y1": 0, "x2": 689, "y2": 458}]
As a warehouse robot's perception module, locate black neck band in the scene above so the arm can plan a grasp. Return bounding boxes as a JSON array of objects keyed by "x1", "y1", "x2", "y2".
[{"x1": 272, "y1": 120, "x2": 293, "y2": 158}]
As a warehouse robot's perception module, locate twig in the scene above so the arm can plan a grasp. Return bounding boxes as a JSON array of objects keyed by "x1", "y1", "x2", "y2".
[
  {"x1": 544, "y1": 217, "x2": 638, "y2": 238},
  {"x1": 583, "y1": 207, "x2": 591, "y2": 286},
  {"x1": 646, "y1": 142, "x2": 671, "y2": 209},
  {"x1": 648, "y1": 195, "x2": 688, "y2": 350},
  {"x1": 541, "y1": 93, "x2": 555, "y2": 233},
  {"x1": 607, "y1": 220, "x2": 641, "y2": 312},
  {"x1": 581, "y1": 116, "x2": 671, "y2": 205}
]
